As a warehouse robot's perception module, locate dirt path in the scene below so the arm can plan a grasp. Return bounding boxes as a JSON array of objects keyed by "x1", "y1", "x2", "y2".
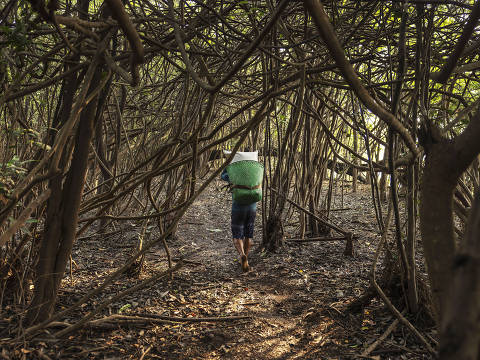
[{"x1": 29, "y1": 180, "x2": 435, "y2": 359}]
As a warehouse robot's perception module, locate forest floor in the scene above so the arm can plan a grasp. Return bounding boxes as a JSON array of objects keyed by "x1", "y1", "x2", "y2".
[{"x1": 5, "y1": 181, "x2": 437, "y2": 360}]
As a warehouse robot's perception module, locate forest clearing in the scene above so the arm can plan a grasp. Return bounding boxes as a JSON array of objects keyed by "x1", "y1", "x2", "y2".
[{"x1": 1, "y1": 0, "x2": 480, "y2": 359}]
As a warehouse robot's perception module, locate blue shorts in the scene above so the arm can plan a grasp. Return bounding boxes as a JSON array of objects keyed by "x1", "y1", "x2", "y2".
[{"x1": 231, "y1": 204, "x2": 256, "y2": 239}]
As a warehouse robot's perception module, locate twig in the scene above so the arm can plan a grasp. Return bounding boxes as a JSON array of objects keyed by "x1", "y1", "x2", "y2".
[
  {"x1": 0, "y1": 189, "x2": 51, "y2": 247},
  {"x1": 53, "y1": 262, "x2": 184, "y2": 338},
  {"x1": 361, "y1": 317, "x2": 400, "y2": 357},
  {"x1": 425, "y1": 332, "x2": 439, "y2": 347},
  {"x1": 128, "y1": 313, "x2": 251, "y2": 323},
  {"x1": 76, "y1": 346, "x2": 109, "y2": 357},
  {"x1": 45, "y1": 321, "x2": 71, "y2": 328},
  {"x1": 270, "y1": 187, "x2": 349, "y2": 236},
  {"x1": 34, "y1": 350, "x2": 52, "y2": 360},
  {"x1": 76, "y1": 228, "x2": 123, "y2": 241},
  {"x1": 88, "y1": 315, "x2": 179, "y2": 326},
  {"x1": 286, "y1": 236, "x2": 348, "y2": 243},
  {"x1": 79, "y1": 313, "x2": 252, "y2": 331},
  {"x1": 139, "y1": 345, "x2": 153, "y2": 360}
]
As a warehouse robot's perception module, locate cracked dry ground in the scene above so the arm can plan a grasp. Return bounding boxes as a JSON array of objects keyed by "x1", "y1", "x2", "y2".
[{"x1": 37, "y1": 180, "x2": 434, "y2": 360}]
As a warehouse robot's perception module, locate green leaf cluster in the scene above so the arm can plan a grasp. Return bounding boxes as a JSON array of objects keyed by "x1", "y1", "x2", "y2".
[{"x1": 0, "y1": 21, "x2": 30, "y2": 51}]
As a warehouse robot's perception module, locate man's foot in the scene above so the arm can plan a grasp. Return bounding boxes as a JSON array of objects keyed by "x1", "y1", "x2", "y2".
[{"x1": 241, "y1": 255, "x2": 250, "y2": 272}]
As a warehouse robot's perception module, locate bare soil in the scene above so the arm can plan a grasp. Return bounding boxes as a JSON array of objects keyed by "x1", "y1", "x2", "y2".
[{"x1": 2, "y1": 181, "x2": 436, "y2": 359}]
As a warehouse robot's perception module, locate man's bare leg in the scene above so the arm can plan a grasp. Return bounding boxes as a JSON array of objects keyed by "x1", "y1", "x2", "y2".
[
  {"x1": 243, "y1": 238, "x2": 253, "y2": 257},
  {"x1": 242, "y1": 238, "x2": 252, "y2": 271},
  {"x1": 233, "y1": 238, "x2": 249, "y2": 272}
]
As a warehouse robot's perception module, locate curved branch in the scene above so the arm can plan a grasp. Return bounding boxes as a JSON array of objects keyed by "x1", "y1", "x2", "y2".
[
  {"x1": 432, "y1": 0, "x2": 480, "y2": 84},
  {"x1": 104, "y1": 0, "x2": 145, "y2": 65},
  {"x1": 304, "y1": 0, "x2": 419, "y2": 157}
]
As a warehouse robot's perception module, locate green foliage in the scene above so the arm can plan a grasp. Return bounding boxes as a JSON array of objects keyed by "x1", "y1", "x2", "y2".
[
  {"x1": 0, "y1": 21, "x2": 30, "y2": 51},
  {"x1": 3, "y1": 155, "x2": 28, "y2": 178},
  {"x1": 118, "y1": 303, "x2": 132, "y2": 313},
  {"x1": 0, "y1": 155, "x2": 30, "y2": 197}
]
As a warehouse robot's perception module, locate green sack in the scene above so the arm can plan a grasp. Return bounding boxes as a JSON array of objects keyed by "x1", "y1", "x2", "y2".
[{"x1": 226, "y1": 160, "x2": 264, "y2": 205}]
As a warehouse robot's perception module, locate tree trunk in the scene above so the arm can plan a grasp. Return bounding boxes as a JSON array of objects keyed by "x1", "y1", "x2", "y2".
[
  {"x1": 420, "y1": 139, "x2": 458, "y2": 320},
  {"x1": 352, "y1": 129, "x2": 358, "y2": 192},
  {"x1": 26, "y1": 68, "x2": 104, "y2": 324},
  {"x1": 379, "y1": 147, "x2": 388, "y2": 202},
  {"x1": 420, "y1": 108, "x2": 480, "y2": 324},
  {"x1": 439, "y1": 188, "x2": 480, "y2": 360}
]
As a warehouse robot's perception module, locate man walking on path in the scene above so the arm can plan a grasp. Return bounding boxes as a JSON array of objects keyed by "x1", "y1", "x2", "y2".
[
  {"x1": 221, "y1": 151, "x2": 263, "y2": 272},
  {"x1": 221, "y1": 168, "x2": 256, "y2": 272}
]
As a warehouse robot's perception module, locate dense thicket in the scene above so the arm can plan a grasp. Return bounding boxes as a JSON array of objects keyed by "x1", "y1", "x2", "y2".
[{"x1": 1, "y1": 0, "x2": 480, "y2": 357}]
